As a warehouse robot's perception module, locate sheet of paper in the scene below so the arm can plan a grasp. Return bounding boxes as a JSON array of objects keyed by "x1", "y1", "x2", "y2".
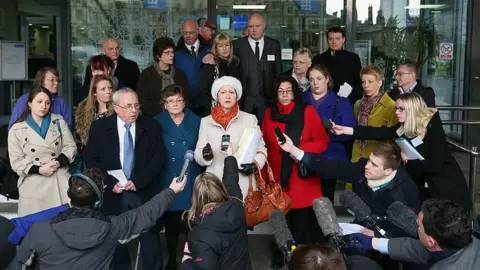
[
  {"x1": 219, "y1": 17, "x2": 230, "y2": 30},
  {"x1": 339, "y1": 223, "x2": 365, "y2": 235},
  {"x1": 107, "y1": 170, "x2": 128, "y2": 186},
  {"x1": 395, "y1": 138, "x2": 425, "y2": 160},
  {"x1": 337, "y1": 82, "x2": 353, "y2": 98},
  {"x1": 281, "y1": 48, "x2": 293, "y2": 60}
]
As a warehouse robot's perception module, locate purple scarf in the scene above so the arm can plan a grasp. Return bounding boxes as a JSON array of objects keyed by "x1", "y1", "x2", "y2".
[{"x1": 357, "y1": 92, "x2": 384, "y2": 148}]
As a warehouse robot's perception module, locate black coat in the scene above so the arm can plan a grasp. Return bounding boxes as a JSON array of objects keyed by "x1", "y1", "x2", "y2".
[
  {"x1": 312, "y1": 49, "x2": 363, "y2": 104},
  {"x1": 233, "y1": 36, "x2": 282, "y2": 111},
  {"x1": 353, "y1": 112, "x2": 472, "y2": 210},
  {"x1": 136, "y1": 65, "x2": 190, "y2": 117},
  {"x1": 84, "y1": 114, "x2": 166, "y2": 215},
  {"x1": 181, "y1": 156, "x2": 252, "y2": 270},
  {"x1": 388, "y1": 80, "x2": 436, "y2": 108},
  {"x1": 195, "y1": 57, "x2": 241, "y2": 117},
  {"x1": 301, "y1": 153, "x2": 420, "y2": 237},
  {"x1": 83, "y1": 55, "x2": 140, "y2": 90}
]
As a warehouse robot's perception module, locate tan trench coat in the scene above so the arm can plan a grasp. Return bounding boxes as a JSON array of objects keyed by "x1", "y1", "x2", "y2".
[{"x1": 8, "y1": 113, "x2": 77, "y2": 216}]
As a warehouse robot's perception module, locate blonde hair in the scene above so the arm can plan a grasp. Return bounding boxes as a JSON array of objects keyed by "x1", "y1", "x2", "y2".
[
  {"x1": 360, "y1": 65, "x2": 383, "y2": 81},
  {"x1": 212, "y1": 33, "x2": 233, "y2": 64},
  {"x1": 183, "y1": 172, "x2": 230, "y2": 229},
  {"x1": 398, "y1": 92, "x2": 437, "y2": 138}
]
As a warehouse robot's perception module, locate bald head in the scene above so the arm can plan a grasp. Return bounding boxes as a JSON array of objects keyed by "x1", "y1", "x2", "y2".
[
  {"x1": 248, "y1": 13, "x2": 265, "y2": 40},
  {"x1": 182, "y1": 19, "x2": 199, "y2": 46},
  {"x1": 102, "y1": 38, "x2": 120, "y2": 62}
]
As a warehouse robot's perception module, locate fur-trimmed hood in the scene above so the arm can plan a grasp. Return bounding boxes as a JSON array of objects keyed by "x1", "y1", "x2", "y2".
[{"x1": 75, "y1": 99, "x2": 114, "y2": 145}]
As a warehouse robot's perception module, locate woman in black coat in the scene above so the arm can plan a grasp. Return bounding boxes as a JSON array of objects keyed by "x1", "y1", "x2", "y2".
[
  {"x1": 333, "y1": 92, "x2": 471, "y2": 210},
  {"x1": 195, "y1": 33, "x2": 240, "y2": 117},
  {"x1": 181, "y1": 144, "x2": 252, "y2": 270},
  {"x1": 137, "y1": 37, "x2": 189, "y2": 117}
]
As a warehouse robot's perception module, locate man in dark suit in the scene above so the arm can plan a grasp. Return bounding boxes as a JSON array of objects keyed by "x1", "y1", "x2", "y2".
[
  {"x1": 84, "y1": 88, "x2": 166, "y2": 270},
  {"x1": 233, "y1": 13, "x2": 282, "y2": 123},
  {"x1": 312, "y1": 27, "x2": 363, "y2": 104},
  {"x1": 83, "y1": 38, "x2": 140, "y2": 90},
  {"x1": 389, "y1": 63, "x2": 436, "y2": 107}
]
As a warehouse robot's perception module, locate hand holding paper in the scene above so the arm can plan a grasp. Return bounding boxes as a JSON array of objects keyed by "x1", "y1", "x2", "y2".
[
  {"x1": 107, "y1": 170, "x2": 129, "y2": 187},
  {"x1": 338, "y1": 82, "x2": 353, "y2": 98}
]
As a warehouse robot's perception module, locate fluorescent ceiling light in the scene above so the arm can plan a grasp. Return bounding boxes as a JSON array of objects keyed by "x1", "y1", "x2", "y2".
[
  {"x1": 233, "y1": 5, "x2": 266, "y2": 10},
  {"x1": 41, "y1": 25, "x2": 49, "y2": 28},
  {"x1": 405, "y1": 4, "x2": 445, "y2": 9}
]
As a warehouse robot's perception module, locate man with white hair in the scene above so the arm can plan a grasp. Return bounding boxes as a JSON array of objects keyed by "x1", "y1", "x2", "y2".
[{"x1": 84, "y1": 88, "x2": 167, "y2": 270}]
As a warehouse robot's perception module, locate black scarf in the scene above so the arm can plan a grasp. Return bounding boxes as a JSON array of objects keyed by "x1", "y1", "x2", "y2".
[{"x1": 271, "y1": 101, "x2": 305, "y2": 189}]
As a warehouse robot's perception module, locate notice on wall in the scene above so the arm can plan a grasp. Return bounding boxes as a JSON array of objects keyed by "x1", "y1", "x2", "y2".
[
  {"x1": 281, "y1": 48, "x2": 293, "y2": 60},
  {"x1": 0, "y1": 41, "x2": 28, "y2": 80},
  {"x1": 219, "y1": 16, "x2": 230, "y2": 30},
  {"x1": 439, "y1": 41, "x2": 454, "y2": 60}
]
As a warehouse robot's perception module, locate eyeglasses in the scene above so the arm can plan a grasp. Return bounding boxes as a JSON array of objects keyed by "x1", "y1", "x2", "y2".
[
  {"x1": 163, "y1": 50, "x2": 175, "y2": 55},
  {"x1": 293, "y1": 61, "x2": 309, "y2": 65},
  {"x1": 278, "y1": 90, "x2": 293, "y2": 95},
  {"x1": 165, "y1": 99, "x2": 184, "y2": 105},
  {"x1": 396, "y1": 72, "x2": 412, "y2": 77},
  {"x1": 45, "y1": 78, "x2": 60, "y2": 83},
  {"x1": 395, "y1": 106, "x2": 405, "y2": 112},
  {"x1": 116, "y1": 103, "x2": 141, "y2": 112}
]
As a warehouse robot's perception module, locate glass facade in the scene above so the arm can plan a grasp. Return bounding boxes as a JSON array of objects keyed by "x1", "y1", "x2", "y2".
[{"x1": 68, "y1": 0, "x2": 468, "y2": 138}]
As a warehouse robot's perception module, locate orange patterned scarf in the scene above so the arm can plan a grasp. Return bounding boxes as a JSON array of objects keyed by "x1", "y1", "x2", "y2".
[{"x1": 211, "y1": 102, "x2": 239, "y2": 130}]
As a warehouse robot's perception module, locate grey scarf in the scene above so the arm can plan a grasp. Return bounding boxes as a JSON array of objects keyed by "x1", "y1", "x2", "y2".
[{"x1": 154, "y1": 62, "x2": 176, "y2": 91}]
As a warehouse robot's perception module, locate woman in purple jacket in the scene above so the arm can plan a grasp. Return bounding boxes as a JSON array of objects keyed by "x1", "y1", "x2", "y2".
[{"x1": 303, "y1": 64, "x2": 357, "y2": 202}]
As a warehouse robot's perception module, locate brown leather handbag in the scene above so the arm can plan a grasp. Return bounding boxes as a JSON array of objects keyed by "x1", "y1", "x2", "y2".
[{"x1": 244, "y1": 152, "x2": 291, "y2": 227}]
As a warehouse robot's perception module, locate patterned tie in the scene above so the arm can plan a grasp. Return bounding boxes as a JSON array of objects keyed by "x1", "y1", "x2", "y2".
[
  {"x1": 191, "y1": 45, "x2": 196, "y2": 57},
  {"x1": 123, "y1": 124, "x2": 134, "y2": 179}
]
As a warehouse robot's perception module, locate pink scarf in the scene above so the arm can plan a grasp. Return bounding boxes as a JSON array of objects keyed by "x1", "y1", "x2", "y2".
[{"x1": 357, "y1": 92, "x2": 384, "y2": 148}]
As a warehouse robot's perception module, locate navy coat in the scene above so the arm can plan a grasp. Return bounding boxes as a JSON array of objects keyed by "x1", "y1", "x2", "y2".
[
  {"x1": 303, "y1": 90, "x2": 357, "y2": 162},
  {"x1": 154, "y1": 109, "x2": 201, "y2": 211}
]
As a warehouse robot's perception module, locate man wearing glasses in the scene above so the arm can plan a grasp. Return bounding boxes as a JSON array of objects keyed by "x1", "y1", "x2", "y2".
[
  {"x1": 174, "y1": 18, "x2": 212, "y2": 115},
  {"x1": 84, "y1": 88, "x2": 167, "y2": 270},
  {"x1": 389, "y1": 63, "x2": 436, "y2": 107}
]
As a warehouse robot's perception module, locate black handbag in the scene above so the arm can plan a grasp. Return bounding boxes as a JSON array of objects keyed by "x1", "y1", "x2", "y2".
[{"x1": 0, "y1": 152, "x2": 19, "y2": 200}]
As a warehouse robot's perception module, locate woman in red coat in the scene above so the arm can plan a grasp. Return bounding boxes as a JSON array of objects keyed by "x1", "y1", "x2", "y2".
[{"x1": 261, "y1": 74, "x2": 330, "y2": 247}]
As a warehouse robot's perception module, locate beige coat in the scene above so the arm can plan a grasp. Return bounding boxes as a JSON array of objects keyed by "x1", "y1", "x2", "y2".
[
  {"x1": 194, "y1": 111, "x2": 267, "y2": 200},
  {"x1": 8, "y1": 113, "x2": 77, "y2": 216}
]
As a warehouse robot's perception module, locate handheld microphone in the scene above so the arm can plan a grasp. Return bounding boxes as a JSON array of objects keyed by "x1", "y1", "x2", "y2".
[
  {"x1": 339, "y1": 191, "x2": 389, "y2": 238},
  {"x1": 269, "y1": 209, "x2": 296, "y2": 258},
  {"x1": 321, "y1": 118, "x2": 334, "y2": 130},
  {"x1": 386, "y1": 201, "x2": 418, "y2": 238},
  {"x1": 312, "y1": 197, "x2": 347, "y2": 252},
  {"x1": 177, "y1": 150, "x2": 194, "y2": 183}
]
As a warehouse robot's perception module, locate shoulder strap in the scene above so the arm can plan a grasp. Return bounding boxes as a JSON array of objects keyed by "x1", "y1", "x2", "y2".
[
  {"x1": 55, "y1": 120, "x2": 62, "y2": 136},
  {"x1": 331, "y1": 98, "x2": 341, "y2": 121}
]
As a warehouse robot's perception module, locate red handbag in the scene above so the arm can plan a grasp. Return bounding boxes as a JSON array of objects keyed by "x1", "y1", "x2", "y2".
[{"x1": 244, "y1": 152, "x2": 291, "y2": 227}]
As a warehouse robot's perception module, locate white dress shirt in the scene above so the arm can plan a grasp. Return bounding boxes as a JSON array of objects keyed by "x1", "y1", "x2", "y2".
[
  {"x1": 248, "y1": 35, "x2": 265, "y2": 60},
  {"x1": 184, "y1": 39, "x2": 200, "y2": 56},
  {"x1": 117, "y1": 116, "x2": 136, "y2": 168}
]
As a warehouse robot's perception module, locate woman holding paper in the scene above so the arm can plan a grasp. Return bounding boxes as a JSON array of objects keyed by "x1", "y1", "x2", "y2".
[
  {"x1": 261, "y1": 74, "x2": 330, "y2": 245},
  {"x1": 194, "y1": 76, "x2": 267, "y2": 201},
  {"x1": 8, "y1": 87, "x2": 77, "y2": 216},
  {"x1": 332, "y1": 92, "x2": 471, "y2": 210}
]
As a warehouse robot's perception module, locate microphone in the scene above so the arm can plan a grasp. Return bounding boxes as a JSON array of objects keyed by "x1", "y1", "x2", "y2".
[
  {"x1": 339, "y1": 191, "x2": 389, "y2": 238},
  {"x1": 312, "y1": 197, "x2": 346, "y2": 252},
  {"x1": 386, "y1": 201, "x2": 418, "y2": 238},
  {"x1": 177, "y1": 150, "x2": 194, "y2": 183},
  {"x1": 269, "y1": 209, "x2": 296, "y2": 258}
]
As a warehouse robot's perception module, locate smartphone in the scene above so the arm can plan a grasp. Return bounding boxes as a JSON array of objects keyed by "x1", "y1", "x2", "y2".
[
  {"x1": 274, "y1": 127, "x2": 286, "y2": 145},
  {"x1": 221, "y1": 134, "x2": 230, "y2": 151}
]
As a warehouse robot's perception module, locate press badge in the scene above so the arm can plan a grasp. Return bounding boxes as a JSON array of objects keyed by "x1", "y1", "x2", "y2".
[
  {"x1": 411, "y1": 137, "x2": 423, "y2": 147},
  {"x1": 267, "y1": 55, "x2": 275, "y2": 61}
]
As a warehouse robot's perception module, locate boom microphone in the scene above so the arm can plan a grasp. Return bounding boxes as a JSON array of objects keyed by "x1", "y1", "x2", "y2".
[
  {"x1": 386, "y1": 201, "x2": 418, "y2": 238},
  {"x1": 339, "y1": 191, "x2": 389, "y2": 238},
  {"x1": 312, "y1": 197, "x2": 347, "y2": 252},
  {"x1": 269, "y1": 209, "x2": 296, "y2": 258},
  {"x1": 177, "y1": 150, "x2": 194, "y2": 183}
]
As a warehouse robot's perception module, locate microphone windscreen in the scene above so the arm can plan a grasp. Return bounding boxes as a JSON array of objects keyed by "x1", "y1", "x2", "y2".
[
  {"x1": 184, "y1": 150, "x2": 194, "y2": 161},
  {"x1": 269, "y1": 209, "x2": 293, "y2": 250},
  {"x1": 339, "y1": 191, "x2": 371, "y2": 222},
  {"x1": 386, "y1": 201, "x2": 418, "y2": 238},
  {"x1": 313, "y1": 197, "x2": 342, "y2": 236}
]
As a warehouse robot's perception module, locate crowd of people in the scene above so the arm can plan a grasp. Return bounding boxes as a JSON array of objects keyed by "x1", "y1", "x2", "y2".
[{"x1": 0, "y1": 12, "x2": 476, "y2": 270}]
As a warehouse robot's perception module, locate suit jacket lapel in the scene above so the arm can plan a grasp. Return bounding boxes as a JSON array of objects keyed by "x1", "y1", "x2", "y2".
[{"x1": 134, "y1": 117, "x2": 145, "y2": 145}]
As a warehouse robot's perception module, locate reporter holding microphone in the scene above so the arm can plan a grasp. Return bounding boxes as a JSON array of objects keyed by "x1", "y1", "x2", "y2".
[{"x1": 332, "y1": 92, "x2": 471, "y2": 210}]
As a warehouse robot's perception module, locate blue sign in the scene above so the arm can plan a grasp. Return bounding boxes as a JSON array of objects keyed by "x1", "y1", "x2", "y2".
[
  {"x1": 144, "y1": 0, "x2": 166, "y2": 9},
  {"x1": 296, "y1": 0, "x2": 319, "y2": 13}
]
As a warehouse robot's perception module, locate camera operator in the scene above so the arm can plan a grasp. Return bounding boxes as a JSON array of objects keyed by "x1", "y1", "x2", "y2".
[
  {"x1": 348, "y1": 199, "x2": 480, "y2": 269},
  {"x1": 9, "y1": 168, "x2": 186, "y2": 269}
]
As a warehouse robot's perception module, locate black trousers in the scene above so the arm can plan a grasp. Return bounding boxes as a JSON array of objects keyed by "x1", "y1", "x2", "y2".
[
  {"x1": 163, "y1": 210, "x2": 188, "y2": 265},
  {"x1": 321, "y1": 178, "x2": 337, "y2": 204}
]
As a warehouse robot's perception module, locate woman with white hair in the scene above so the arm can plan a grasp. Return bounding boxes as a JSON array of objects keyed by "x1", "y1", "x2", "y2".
[
  {"x1": 333, "y1": 92, "x2": 471, "y2": 210},
  {"x1": 288, "y1": 48, "x2": 313, "y2": 92},
  {"x1": 194, "y1": 76, "x2": 267, "y2": 200}
]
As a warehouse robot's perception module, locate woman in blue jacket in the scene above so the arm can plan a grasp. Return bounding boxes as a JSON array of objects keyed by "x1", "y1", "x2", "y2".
[
  {"x1": 153, "y1": 84, "x2": 201, "y2": 270},
  {"x1": 303, "y1": 64, "x2": 357, "y2": 202}
]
